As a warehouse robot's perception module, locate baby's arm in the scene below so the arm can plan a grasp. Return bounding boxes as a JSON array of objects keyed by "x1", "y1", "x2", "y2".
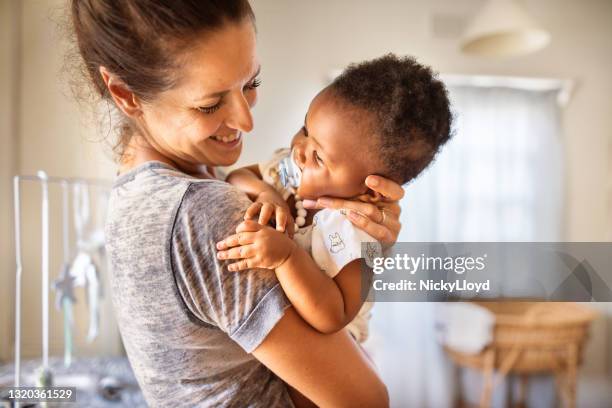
[
  {"x1": 227, "y1": 165, "x2": 294, "y2": 234},
  {"x1": 226, "y1": 165, "x2": 272, "y2": 200},
  {"x1": 216, "y1": 221, "x2": 366, "y2": 334},
  {"x1": 276, "y1": 243, "x2": 365, "y2": 333}
]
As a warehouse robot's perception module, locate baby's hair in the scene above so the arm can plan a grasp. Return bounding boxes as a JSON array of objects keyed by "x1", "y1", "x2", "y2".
[{"x1": 329, "y1": 54, "x2": 453, "y2": 185}]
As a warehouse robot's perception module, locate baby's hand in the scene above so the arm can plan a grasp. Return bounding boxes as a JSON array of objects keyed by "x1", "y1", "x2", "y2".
[
  {"x1": 245, "y1": 190, "x2": 295, "y2": 237},
  {"x1": 216, "y1": 220, "x2": 297, "y2": 272}
]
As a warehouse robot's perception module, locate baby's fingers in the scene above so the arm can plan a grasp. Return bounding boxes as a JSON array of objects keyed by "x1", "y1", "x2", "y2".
[
  {"x1": 216, "y1": 231, "x2": 255, "y2": 250},
  {"x1": 275, "y1": 207, "x2": 288, "y2": 232},
  {"x1": 244, "y1": 202, "x2": 263, "y2": 221},
  {"x1": 227, "y1": 259, "x2": 255, "y2": 272},
  {"x1": 236, "y1": 220, "x2": 264, "y2": 233},
  {"x1": 258, "y1": 203, "x2": 275, "y2": 225},
  {"x1": 216, "y1": 244, "x2": 256, "y2": 261},
  {"x1": 276, "y1": 208, "x2": 295, "y2": 238}
]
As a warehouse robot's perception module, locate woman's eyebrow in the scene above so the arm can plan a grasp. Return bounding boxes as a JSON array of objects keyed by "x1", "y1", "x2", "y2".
[
  {"x1": 193, "y1": 65, "x2": 261, "y2": 102},
  {"x1": 194, "y1": 90, "x2": 229, "y2": 102}
]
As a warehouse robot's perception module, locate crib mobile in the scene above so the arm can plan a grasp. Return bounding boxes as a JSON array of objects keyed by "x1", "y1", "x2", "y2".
[{"x1": 12, "y1": 171, "x2": 111, "y2": 394}]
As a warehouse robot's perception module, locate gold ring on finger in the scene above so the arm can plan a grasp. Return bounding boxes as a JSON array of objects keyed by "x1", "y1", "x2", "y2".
[{"x1": 381, "y1": 208, "x2": 387, "y2": 224}]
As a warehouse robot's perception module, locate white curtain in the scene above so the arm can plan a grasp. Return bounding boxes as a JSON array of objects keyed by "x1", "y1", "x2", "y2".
[{"x1": 365, "y1": 85, "x2": 564, "y2": 407}]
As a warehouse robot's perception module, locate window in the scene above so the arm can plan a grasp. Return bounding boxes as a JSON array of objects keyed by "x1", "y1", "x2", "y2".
[{"x1": 399, "y1": 80, "x2": 565, "y2": 242}]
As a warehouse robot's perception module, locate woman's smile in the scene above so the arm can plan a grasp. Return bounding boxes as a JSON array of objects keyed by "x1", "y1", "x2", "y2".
[{"x1": 209, "y1": 132, "x2": 242, "y2": 148}]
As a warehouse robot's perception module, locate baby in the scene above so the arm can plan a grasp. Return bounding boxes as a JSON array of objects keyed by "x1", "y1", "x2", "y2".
[{"x1": 217, "y1": 54, "x2": 452, "y2": 343}]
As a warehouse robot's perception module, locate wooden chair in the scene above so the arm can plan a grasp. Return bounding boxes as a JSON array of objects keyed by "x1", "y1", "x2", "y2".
[{"x1": 444, "y1": 302, "x2": 597, "y2": 408}]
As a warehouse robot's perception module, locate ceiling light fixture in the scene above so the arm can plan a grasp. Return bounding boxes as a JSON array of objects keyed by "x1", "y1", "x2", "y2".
[{"x1": 461, "y1": 0, "x2": 551, "y2": 57}]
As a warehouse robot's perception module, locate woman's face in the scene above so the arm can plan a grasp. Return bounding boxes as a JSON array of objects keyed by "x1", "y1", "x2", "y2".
[{"x1": 135, "y1": 19, "x2": 259, "y2": 171}]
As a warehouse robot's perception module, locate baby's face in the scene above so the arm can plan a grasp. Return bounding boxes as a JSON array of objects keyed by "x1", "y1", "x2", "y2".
[{"x1": 291, "y1": 90, "x2": 381, "y2": 200}]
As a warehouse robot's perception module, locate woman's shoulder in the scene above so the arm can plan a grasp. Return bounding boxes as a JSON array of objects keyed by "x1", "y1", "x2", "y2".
[
  {"x1": 178, "y1": 178, "x2": 252, "y2": 223},
  {"x1": 171, "y1": 178, "x2": 254, "y2": 257},
  {"x1": 112, "y1": 160, "x2": 248, "y2": 207},
  {"x1": 107, "y1": 161, "x2": 251, "y2": 243}
]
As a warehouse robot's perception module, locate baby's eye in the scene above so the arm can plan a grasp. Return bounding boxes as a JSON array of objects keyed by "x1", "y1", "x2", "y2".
[{"x1": 314, "y1": 151, "x2": 324, "y2": 165}]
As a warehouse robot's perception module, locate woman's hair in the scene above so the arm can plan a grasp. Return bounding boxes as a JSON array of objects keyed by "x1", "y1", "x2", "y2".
[
  {"x1": 329, "y1": 54, "x2": 453, "y2": 185},
  {"x1": 70, "y1": 0, "x2": 255, "y2": 161}
]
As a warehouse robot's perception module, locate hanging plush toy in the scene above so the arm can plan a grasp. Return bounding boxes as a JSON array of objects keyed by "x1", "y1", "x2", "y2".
[
  {"x1": 53, "y1": 180, "x2": 107, "y2": 360},
  {"x1": 71, "y1": 182, "x2": 102, "y2": 343},
  {"x1": 67, "y1": 252, "x2": 100, "y2": 341}
]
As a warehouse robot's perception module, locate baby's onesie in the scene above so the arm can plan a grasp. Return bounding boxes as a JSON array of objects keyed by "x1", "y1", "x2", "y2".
[{"x1": 259, "y1": 148, "x2": 381, "y2": 342}]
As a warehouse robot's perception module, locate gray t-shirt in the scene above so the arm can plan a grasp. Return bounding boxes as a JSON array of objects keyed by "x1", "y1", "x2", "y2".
[{"x1": 105, "y1": 161, "x2": 294, "y2": 407}]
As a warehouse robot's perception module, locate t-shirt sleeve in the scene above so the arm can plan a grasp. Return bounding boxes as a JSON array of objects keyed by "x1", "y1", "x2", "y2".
[
  {"x1": 311, "y1": 209, "x2": 383, "y2": 278},
  {"x1": 170, "y1": 181, "x2": 291, "y2": 353}
]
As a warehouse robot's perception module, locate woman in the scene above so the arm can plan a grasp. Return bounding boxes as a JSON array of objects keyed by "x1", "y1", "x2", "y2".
[{"x1": 71, "y1": 1, "x2": 404, "y2": 406}]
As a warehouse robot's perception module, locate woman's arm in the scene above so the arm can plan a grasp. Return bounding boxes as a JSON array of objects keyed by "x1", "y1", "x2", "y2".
[{"x1": 252, "y1": 306, "x2": 389, "y2": 408}]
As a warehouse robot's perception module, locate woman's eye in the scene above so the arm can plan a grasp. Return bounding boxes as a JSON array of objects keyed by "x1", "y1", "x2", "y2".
[
  {"x1": 197, "y1": 103, "x2": 221, "y2": 114},
  {"x1": 244, "y1": 77, "x2": 261, "y2": 90},
  {"x1": 301, "y1": 126, "x2": 308, "y2": 137}
]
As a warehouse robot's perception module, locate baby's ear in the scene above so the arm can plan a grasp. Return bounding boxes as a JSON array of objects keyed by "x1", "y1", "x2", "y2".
[{"x1": 357, "y1": 188, "x2": 383, "y2": 203}]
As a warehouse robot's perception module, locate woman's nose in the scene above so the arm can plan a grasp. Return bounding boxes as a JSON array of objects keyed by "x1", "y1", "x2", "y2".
[{"x1": 225, "y1": 93, "x2": 254, "y2": 132}]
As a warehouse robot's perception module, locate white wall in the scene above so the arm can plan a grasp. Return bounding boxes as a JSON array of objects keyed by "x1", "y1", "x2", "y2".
[{"x1": 0, "y1": 0, "x2": 19, "y2": 363}]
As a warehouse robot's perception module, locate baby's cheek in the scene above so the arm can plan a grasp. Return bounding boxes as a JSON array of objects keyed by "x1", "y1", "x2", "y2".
[
  {"x1": 296, "y1": 173, "x2": 320, "y2": 199},
  {"x1": 296, "y1": 179, "x2": 315, "y2": 198}
]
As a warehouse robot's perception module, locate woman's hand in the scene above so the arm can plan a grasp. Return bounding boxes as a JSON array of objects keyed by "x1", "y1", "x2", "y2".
[
  {"x1": 303, "y1": 175, "x2": 404, "y2": 243},
  {"x1": 216, "y1": 220, "x2": 297, "y2": 271},
  {"x1": 245, "y1": 190, "x2": 295, "y2": 237}
]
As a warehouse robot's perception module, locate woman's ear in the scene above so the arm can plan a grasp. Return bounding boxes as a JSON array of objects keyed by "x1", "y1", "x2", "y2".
[
  {"x1": 357, "y1": 188, "x2": 383, "y2": 203},
  {"x1": 99, "y1": 66, "x2": 142, "y2": 118}
]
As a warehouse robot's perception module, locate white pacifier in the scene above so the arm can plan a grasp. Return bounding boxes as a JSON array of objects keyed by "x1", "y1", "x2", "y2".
[{"x1": 278, "y1": 148, "x2": 302, "y2": 189}]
